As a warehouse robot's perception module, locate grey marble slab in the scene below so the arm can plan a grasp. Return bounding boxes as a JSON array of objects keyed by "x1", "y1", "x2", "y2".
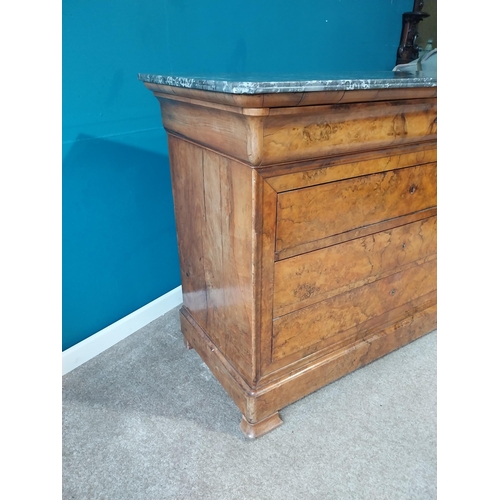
[{"x1": 137, "y1": 71, "x2": 437, "y2": 95}]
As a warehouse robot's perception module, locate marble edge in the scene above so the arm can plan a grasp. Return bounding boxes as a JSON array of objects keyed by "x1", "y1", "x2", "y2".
[{"x1": 137, "y1": 73, "x2": 437, "y2": 94}]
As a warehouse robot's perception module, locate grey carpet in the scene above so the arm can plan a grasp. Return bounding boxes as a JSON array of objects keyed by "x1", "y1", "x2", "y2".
[{"x1": 62, "y1": 305, "x2": 437, "y2": 500}]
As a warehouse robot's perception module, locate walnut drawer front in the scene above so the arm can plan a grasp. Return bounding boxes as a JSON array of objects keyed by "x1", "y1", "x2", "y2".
[
  {"x1": 261, "y1": 98, "x2": 437, "y2": 165},
  {"x1": 275, "y1": 163, "x2": 437, "y2": 254},
  {"x1": 271, "y1": 258, "x2": 436, "y2": 363},
  {"x1": 273, "y1": 216, "x2": 437, "y2": 317}
]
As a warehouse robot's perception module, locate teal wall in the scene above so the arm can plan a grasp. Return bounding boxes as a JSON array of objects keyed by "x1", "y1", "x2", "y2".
[{"x1": 62, "y1": 0, "x2": 412, "y2": 351}]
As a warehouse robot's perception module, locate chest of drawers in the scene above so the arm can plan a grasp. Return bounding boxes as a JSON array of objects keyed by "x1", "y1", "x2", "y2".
[{"x1": 142, "y1": 76, "x2": 437, "y2": 438}]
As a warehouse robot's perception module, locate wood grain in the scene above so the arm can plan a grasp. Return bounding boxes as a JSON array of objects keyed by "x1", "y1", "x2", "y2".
[
  {"x1": 276, "y1": 163, "x2": 437, "y2": 253},
  {"x1": 261, "y1": 291, "x2": 435, "y2": 380},
  {"x1": 272, "y1": 258, "x2": 436, "y2": 361},
  {"x1": 158, "y1": 97, "x2": 265, "y2": 165},
  {"x1": 200, "y1": 149, "x2": 225, "y2": 353},
  {"x1": 266, "y1": 147, "x2": 437, "y2": 192},
  {"x1": 170, "y1": 138, "x2": 256, "y2": 383},
  {"x1": 203, "y1": 152, "x2": 255, "y2": 383},
  {"x1": 274, "y1": 207, "x2": 437, "y2": 261},
  {"x1": 168, "y1": 136, "x2": 208, "y2": 329},
  {"x1": 274, "y1": 216, "x2": 437, "y2": 316},
  {"x1": 254, "y1": 304, "x2": 436, "y2": 419},
  {"x1": 262, "y1": 99, "x2": 436, "y2": 165},
  {"x1": 258, "y1": 141, "x2": 437, "y2": 178},
  {"x1": 254, "y1": 174, "x2": 279, "y2": 374},
  {"x1": 155, "y1": 90, "x2": 436, "y2": 167}
]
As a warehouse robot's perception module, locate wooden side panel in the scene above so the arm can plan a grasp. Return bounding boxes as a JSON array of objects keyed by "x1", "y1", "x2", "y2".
[
  {"x1": 203, "y1": 152, "x2": 255, "y2": 382},
  {"x1": 215, "y1": 156, "x2": 255, "y2": 382},
  {"x1": 168, "y1": 136, "x2": 208, "y2": 329},
  {"x1": 274, "y1": 216, "x2": 437, "y2": 316},
  {"x1": 169, "y1": 138, "x2": 255, "y2": 383},
  {"x1": 159, "y1": 97, "x2": 264, "y2": 165},
  {"x1": 262, "y1": 98, "x2": 437, "y2": 165},
  {"x1": 276, "y1": 163, "x2": 437, "y2": 252},
  {"x1": 200, "y1": 150, "x2": 225, "y2": 351},
  {"x1": 272, "y1": 258, "x2": 436, "y2": 362}
]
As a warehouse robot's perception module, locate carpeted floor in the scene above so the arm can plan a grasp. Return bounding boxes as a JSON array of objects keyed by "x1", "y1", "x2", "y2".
[{"x1": 62, "y1": 305, "x2": 437, "y2": 500}]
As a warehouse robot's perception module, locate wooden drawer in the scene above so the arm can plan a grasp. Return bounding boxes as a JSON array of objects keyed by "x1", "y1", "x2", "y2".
[
  {"x1": 276, "y1": 163, "x2": 437, "y2": 254},
  {"x1": 274, "y1": 216, "x2": 437, "y2": 317},
  {"x1": 262, "y1": 98, "x2": 437, "y2": 165},
  {"x1": 272, "y1": 258, "x2": 436, "y2": 363}
]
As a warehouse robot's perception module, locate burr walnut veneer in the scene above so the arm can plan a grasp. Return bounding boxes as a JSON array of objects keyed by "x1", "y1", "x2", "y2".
[{"x1": 143, "y1": 80, "x2": 437, "y2": 438}]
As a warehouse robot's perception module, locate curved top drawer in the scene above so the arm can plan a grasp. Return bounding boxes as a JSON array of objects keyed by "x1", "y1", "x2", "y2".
[{"x1": 262, "y1": 98, "x2": 437, "y2": 165}]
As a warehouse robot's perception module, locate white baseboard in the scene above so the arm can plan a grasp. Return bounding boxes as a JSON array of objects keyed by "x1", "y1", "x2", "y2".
[{"x1": 62, "y1": 286, "x2": 183, "y2": 375}]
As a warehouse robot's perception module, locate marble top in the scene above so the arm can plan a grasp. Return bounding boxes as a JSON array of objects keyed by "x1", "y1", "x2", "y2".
[{"x1": 137, "y1": 71, "x2": 437, "y2": 95}]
